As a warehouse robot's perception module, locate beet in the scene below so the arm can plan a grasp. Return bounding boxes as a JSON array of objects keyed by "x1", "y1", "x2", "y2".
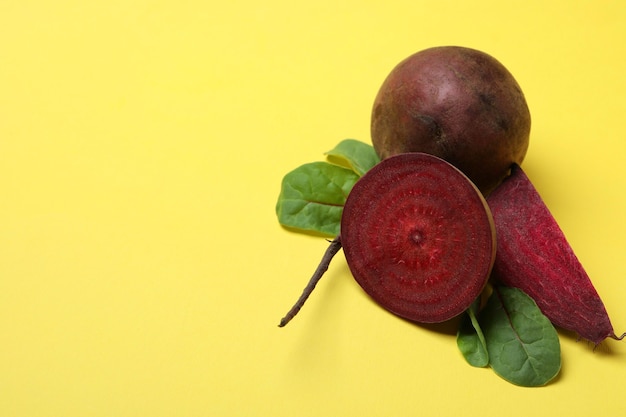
[
  {"x1": 371, "y1": 46, "x2": 531, "y2": 195},
  {"x1": 341, "y1": 153, "x2": 496, "y2": 323},
  {"x1": 487, "y1": 165, "x2": 624, "y2": 344}
]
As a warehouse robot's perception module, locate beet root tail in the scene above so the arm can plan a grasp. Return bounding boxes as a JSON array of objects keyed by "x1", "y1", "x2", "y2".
[{"x1": 278, "y1": 236, "x2": 342, "y2": 327}]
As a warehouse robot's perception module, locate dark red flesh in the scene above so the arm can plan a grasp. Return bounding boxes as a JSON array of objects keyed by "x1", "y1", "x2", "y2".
[
  {"x1": 487, "y1": 165, "x2": 616, "y2": 344},
  {"x1": 341, "y1": 153, "x2": 496, "y2": 323}
]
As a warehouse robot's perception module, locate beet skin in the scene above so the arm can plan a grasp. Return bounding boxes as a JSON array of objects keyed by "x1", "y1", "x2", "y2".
[
  {"x1": 487, "y1": 165, "x2": 618, "y2": 345},
  {"x1": 371, "y1": 46, "x2": 531, "y2": 195}
]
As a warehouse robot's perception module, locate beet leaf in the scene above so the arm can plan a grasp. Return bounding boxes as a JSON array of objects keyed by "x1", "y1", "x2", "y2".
[
  {"x1": 324, "y1": 139, "x2": 380, "y2": 176},
  {"x1": 480, "y1": 286, "x2": 561, "y2": 387},
  {"x1": 276, "y1": 162, "x2": 359, "y2": 237},
  {"x1": 457, "y1": 298, "x2": 489, "y2": 367}
]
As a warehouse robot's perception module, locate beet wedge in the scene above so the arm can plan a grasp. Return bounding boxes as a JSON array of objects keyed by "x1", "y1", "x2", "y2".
[{"x1": 487, "y1": 164, "x2": 622, "y2": 345}]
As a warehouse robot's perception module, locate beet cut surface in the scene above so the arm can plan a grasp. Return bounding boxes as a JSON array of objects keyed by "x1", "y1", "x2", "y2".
[
  {"x1": 341, "y1": 153, "x2": 496, "y2": 323},
  {"x1": 487, "y1": 165, "x2": 621, "y2": 344}
]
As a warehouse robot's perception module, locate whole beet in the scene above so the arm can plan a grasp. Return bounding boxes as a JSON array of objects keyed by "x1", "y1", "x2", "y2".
[{"x1": 371, "y1": 46, "x2": 531, "y2": 194}]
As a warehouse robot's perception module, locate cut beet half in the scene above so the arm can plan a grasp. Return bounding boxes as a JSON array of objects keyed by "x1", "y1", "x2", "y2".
[
  {"x1": 340, "y1": 153, "x2": 496, "y2": 323},
  {"x1": 487, "y1": 164, "x2": 620, "y2": 344}
]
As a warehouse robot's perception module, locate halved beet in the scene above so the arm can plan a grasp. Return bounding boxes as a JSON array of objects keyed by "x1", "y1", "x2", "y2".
[
  {"x1": 341, "y1": 153, "x2": 496, "y2": 323},
  {"x1": 487, "y1": 165, "x2": 622, "y2": 344}
]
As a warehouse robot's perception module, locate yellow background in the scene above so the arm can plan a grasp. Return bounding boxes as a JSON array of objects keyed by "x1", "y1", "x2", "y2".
[{"x1": 1, "y1": 1, "x2": 625, "y2": 415}]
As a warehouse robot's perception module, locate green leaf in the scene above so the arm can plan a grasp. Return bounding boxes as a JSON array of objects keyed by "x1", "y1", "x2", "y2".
[
  {"x1": 276, "y1": 161, "x2": 359, "y2": 237},
  {"x1": 457, "y1": 298, "x2": 489, "y2": 367},
  {"x1": 325, "y1": 139, "x2": 380, "y2": 176},
  {"x1": 480, "y1": 286, "x2": 561, "y2": 387}
]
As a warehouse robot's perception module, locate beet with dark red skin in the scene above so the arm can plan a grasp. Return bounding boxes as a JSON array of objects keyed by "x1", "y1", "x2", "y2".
[
  {"x1": 371, "y1": 46, "x2": 531, "y2": 195},
  {"x1": 487, "y1": 165, "x2": 624, "y2": 345},
  {"x1": 341, "y1": 153, "x2": 496, "y2": 323}
]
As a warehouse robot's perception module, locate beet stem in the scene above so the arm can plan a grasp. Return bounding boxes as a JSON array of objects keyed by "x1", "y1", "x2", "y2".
[{"x1": 278, "y1": 235, "x2": 343, "y2": 327}]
